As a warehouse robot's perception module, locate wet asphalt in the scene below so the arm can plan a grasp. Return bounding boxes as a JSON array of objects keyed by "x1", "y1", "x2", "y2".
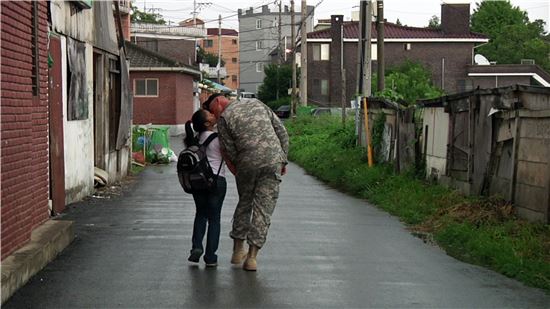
[{"x1": 4, "y1": 137, "x2": 550, "y2": 308}]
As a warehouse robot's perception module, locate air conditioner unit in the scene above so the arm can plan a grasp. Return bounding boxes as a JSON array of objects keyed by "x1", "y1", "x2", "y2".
[{"x1": 521, "y1": 59, "x2": 535, "y2": 65}]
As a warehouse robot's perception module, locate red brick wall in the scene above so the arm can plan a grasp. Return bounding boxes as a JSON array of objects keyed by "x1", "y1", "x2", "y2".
[
  {"x1": 175, "y1": 73, "x2": 196, "y2": 124},
  {"x1": 1, "y1": 1, "x2": 50, "y2": 260},
  {"x1": 131, "y1": 71, "x2": 195, "y2": 125},
  {"x1": 308, "y1": 41, "x2": 476, "y2": 106}
]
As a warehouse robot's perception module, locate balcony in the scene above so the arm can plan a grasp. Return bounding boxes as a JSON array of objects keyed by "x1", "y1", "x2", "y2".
[
  {"x1": 131, "y1": 23, "x2": 207, "y2": 39},
  {"x1": 200, "y1": 63, "x2": 227, "y2": 79}
]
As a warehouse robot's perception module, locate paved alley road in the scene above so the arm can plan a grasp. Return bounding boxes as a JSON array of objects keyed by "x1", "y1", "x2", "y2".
[{"x1": 5, "y1": 148, "x2": 550, "y2": 307}]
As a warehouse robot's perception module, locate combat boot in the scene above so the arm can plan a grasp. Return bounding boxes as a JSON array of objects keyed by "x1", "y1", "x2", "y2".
[
  {"x1": 243, "y1": 245, "x2": 260, "y2": 271},
  {"x1": 231, "y1": 239, "x2": 247, "y2": 264}
]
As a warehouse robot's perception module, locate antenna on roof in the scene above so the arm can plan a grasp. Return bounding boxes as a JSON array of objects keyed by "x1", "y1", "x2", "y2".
[{"x1": 474, "y1": 54, "x2": 490, "y2": 65}]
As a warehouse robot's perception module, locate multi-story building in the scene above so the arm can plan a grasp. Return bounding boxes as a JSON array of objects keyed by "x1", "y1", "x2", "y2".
[
  {"x1": 303, "y1": 3, "x2": 491, "y2": 107},
  {"x1": 238, "y1": 4, "x2": 314, "y2": 94},
  {"x1": 200, "y1": 28, "x2": 240, "y2": 90}
]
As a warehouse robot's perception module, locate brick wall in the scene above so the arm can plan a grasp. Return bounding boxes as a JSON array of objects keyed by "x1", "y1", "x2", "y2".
[
  {"x1": 131, "y1": 71, "x2": 195, "y2": 125},
  {"x1": 308, "y1": 41, "x2": 476, "y2": 107},
  {"x1": 1, "y1": 1, "x2": 50, "y2": 260}
]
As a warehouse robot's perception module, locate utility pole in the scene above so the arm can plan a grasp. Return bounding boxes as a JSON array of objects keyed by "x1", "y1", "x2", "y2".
[
  {"x1": 300, "y1": 0, "x2": 308, "y2": 106},
  {"x1": 278, "y1": 1, "x2": 282, "y2": 64},
  {"x1": 290, "y1": 0, "x2": 297, "y2": 117},
  {"x1": 363, "y1": 0, "x2": 372, "y2": 97},
  {"x1": 217, "y1": 14, "x2": 222, "y2": 84},
  {"x1": 193, "y1": 0, "x2": 197, "y2": 26},
  {"x1": 340, "y1": 23, "x2": 346, "y2": 124},
  {"x1": 277, "y1": 1, "x2": 282, "y2": 100},
  {"x1": 377, "y1": 0, "x2": 385, "y2": 92}
]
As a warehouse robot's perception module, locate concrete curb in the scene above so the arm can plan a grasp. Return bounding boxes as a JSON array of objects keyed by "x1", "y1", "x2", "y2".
[{"x1": 1, "y1": 220, "x2": 74, "y2": 304}]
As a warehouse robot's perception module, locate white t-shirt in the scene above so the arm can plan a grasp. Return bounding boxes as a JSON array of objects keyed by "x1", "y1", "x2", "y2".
[{"x1": 199, "y1": 131, "x2": 226, "y2": 178}]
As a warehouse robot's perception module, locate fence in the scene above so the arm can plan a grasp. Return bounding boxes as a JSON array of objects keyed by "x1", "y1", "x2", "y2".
[{"x1": 360, "y1": 85, "x2": 550, "y2": 223}]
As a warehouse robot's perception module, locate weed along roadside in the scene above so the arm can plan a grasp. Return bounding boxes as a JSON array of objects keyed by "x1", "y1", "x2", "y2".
[{"x1": 285, "y1": 113, "x2": 550, "y2": 291}]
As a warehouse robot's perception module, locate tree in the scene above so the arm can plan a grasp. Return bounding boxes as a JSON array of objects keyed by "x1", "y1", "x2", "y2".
[
  {"x1": 471, "y1": 1, "x2": 550, "y2": 71},
  {"x1": 258, "y1": 64, "x2": 294, "y2": 108},
  {"x1": 374, "y1": 60, "x2": 444, "y2": 105},
  {"x1": 131, "y1": 4, "x2": 166, "y2": 24},
  {"x1": 428, "y1": 15, "x2": 440, "y2": 28},
  {"x1": 197, "y1": 46, "x2": 225, "y2": 67}
]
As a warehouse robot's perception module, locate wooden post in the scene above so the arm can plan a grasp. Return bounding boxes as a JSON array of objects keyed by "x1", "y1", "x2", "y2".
[
  {"x1": 363, "y1": 97, "x2": 374, "y2": 167},
  {"x1": 509, "y1": 110, "x2": 521, "y2": 202}
]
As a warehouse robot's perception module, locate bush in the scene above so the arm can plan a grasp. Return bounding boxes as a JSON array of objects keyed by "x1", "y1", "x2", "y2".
[{"x1": 285, "y1": 114, "x2": 550, "y2": 291}]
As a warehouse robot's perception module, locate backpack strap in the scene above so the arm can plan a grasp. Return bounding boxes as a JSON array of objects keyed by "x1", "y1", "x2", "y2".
[
  {"x1": 200, "y1": 132, "x2": 218, "y2": 148},
  {"x1": 200, "y1": 133, "x2": 225, "y2": 177}
]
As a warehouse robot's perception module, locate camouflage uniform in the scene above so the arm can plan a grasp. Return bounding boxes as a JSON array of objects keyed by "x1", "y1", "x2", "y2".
[{"x1": 217, "y1": 98, "x2": 289, "y2": 248}]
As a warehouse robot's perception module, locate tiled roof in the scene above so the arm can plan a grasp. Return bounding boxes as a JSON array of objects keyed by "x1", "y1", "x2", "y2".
[
  {"x1": 307, "y1": 21, "x2": 488, "y2": 40},
  {"x1": 207, "y1": 28, "x2": 238, "y2": 36},
  {"x1": 126, "y1": 42, "x2": 200, "y2": 76}
]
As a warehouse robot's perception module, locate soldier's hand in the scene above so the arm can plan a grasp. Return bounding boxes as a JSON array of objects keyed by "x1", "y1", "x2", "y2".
[{"x1": 281, "y1": 165, "x2": 287, "y2": 176}]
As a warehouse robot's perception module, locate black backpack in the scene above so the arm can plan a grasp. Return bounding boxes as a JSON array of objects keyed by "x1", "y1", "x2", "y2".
[{"x1": 177, "y1": 133, "x2": 222, "y2": 194}]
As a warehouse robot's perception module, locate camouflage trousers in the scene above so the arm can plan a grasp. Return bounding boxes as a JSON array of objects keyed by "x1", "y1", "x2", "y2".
[{"x1": 230, "y1": 164, "x2": 282, "y2": 248}]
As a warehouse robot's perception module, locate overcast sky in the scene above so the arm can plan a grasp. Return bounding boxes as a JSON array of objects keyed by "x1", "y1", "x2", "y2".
[{"x1": 134, "y1": 0, "x2": 550, "y2": 32}]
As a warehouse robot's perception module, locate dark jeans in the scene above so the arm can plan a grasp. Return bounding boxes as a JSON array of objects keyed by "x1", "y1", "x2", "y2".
[{"x1": 191, "y1": 177, "x2": 227, "y2": 264}]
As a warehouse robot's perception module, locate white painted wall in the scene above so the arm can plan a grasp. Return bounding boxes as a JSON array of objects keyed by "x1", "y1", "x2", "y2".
[
  {"x1": 50, "y1": 1, "x2": 94, "y2": 43},
  {"x1": 62, "y1": 40, "x2": 95, "y2": 203},
  {"x1": 423, "y1": 107, "x2": 449, "y2": 179}
]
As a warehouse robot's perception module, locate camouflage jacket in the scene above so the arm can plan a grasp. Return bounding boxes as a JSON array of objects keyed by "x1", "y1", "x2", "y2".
[{"x1": 217, "y1": 99, "x2": 289, "y2": 170}]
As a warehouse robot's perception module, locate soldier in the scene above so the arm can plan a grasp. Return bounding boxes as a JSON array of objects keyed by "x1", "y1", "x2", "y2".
[{"x1": 203, "y1": 94, "x2": 289, "y2": 271}]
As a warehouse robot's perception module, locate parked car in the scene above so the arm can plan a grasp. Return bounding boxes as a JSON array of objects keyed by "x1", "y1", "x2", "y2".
[
  {"x1": 275, "y1": 105, "x2": 291, "y2": 118},
  {"x1": 239, "y1": 92, "x2": 256, "y2": 99}
]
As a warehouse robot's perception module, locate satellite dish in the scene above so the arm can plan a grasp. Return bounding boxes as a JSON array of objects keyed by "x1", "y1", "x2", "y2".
[{"x1": 474, "y1": 54, "x2": 491, "y2": 65}]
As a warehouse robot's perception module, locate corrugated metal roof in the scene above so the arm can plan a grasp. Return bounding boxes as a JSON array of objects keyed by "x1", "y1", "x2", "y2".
[{"x1": 307, "y1": 21, "x2": 488, "y2": 40}]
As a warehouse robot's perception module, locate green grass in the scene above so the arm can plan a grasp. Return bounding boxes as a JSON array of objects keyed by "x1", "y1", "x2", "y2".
[{"x1": 285, "y1": 114, "x2": 550, "y2": 291}]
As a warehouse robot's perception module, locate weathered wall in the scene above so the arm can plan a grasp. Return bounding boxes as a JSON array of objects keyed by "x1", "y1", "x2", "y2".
[
  {"x1": 512, "y1": 91, "x2": 550, "y2": 222},
  {"x1": 423, "y1": 107, "x2": 449, "y2": 179},
  {"x1": 1, "y1": 1, "x2": 50, "y2": 260},
  {"x1": 63, "y1": 41, "x2": 95, "y2": 204}
]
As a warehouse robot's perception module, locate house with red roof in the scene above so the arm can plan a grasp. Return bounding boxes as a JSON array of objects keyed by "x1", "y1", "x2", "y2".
[
  {"x1": 127, "y1": 42, "x2": 202, "y2": 135},
  {"x1": 303, "y1": 3, "x2": 490, "y2": 106}
]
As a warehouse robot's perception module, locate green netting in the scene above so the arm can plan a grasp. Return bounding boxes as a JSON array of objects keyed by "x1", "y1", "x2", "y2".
[{"x1": 132, "y1": 126, "x2": 174, "y2": 164}]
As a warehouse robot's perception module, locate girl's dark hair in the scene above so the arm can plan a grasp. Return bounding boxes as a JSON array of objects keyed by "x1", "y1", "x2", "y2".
[{"x1": 183, "y1": 109, "x2": 209, "y2": 146}]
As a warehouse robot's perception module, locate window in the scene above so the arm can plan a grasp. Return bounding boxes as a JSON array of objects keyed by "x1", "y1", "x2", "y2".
[
  {"x1": 232, "y1": 57, "x2": 238, "y2": 63},
  {"x1": 256, "y1": 40, "x2": 263, "y2": 50},
  {"x1": 256, "y1": 19, "x2": 262, "y2": 29},
  {"x1": 404, "y1": 43, "x2": 412, "y2": 51},
  {"x1": 134, "y1": 78, "x2": 158, "y2": 97},
  {"x1": 256, "y1": 62, "x2": 264, "y2": 72},
  {"x1": 314, "y1": 79, "x2": 329, "y2": 96},
  {"x1": 313, "y1": 44, "x2": 330, "y2": 61},
  {"x1": 232, "y1": 75, "x2": 238, "y2": 82},
  {"x1": 205, "y1": 40, "x2": 213, "y2": 48},
  {"x1": 232, "y1": 39, "x2": 238, "y2": 45},
  {"x1": 320, "y1": 80, "x2": 329, "y2": 96}
]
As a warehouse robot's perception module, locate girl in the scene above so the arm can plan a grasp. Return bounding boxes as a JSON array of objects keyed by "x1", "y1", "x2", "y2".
[{"x1": 184, "y1": 109, "x2": 226, "y2": 267}]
